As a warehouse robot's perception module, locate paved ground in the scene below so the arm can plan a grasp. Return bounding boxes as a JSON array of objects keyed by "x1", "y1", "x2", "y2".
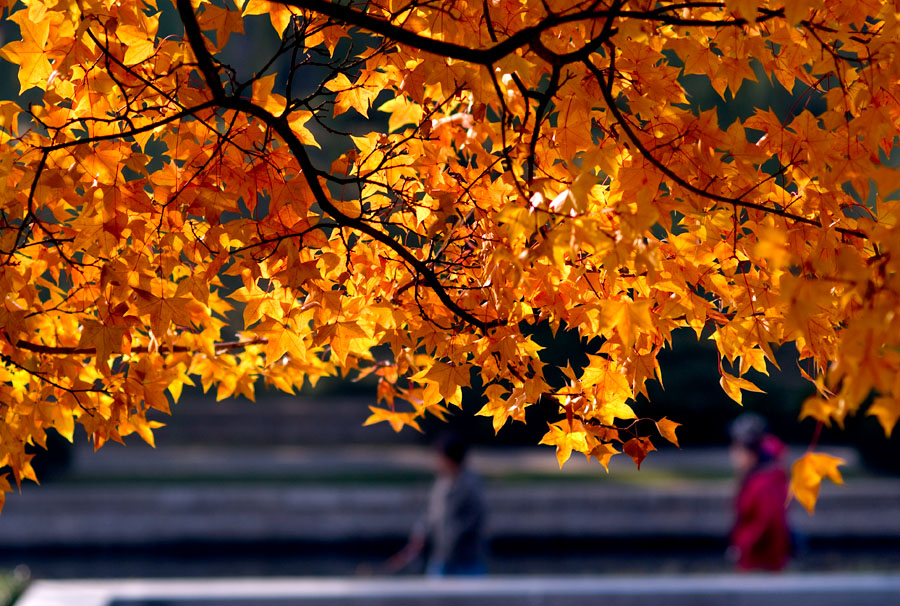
[{"x1": 17, "y1": 574, "x2": 900, "y2": 606}]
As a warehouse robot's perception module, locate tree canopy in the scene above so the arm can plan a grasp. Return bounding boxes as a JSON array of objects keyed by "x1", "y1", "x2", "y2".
[{"x1": 1, "y1": 0, "x2": 899, "y2": 512}]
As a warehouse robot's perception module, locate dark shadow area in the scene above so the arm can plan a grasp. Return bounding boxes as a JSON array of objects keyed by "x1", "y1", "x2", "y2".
[{"x1": 5, "y1": 534, "x2": 900, "y2": 580}]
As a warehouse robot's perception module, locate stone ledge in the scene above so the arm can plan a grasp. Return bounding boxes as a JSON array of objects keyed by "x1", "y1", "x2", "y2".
[{"x1": 17, "y1": 574, "x2": 900, "y2": 606}]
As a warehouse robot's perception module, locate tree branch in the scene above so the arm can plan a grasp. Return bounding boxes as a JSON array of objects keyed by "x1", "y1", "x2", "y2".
[
  {"x1": 279, "y1": 0, "x2": 559, "y2": 65},
  {"x1": 585, "y1": 54, "x2": 867, "y2": 240},
  {"x1": 221, "y1": 96, "x2": 503, "y2": 331},
  {"x1": 280, "y1": 0, "x2": 769, "y2": 67},
  {"x1": 15, "y1": 338, "x2": 269, "y2": 356},
  {"x1": 176, "y1": 0, "x2": 225, "y2": 99}
]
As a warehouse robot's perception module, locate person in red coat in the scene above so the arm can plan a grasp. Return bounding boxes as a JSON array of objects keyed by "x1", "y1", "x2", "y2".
[{"x1": 728, "y1": 414, "x2": 793, "y2": 571}]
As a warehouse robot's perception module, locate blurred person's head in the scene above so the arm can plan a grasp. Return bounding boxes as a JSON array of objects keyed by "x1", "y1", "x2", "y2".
[
  {"x1": 435, "y1": 432, "x2": 469, "y2": 475},
  {"x1": 729, "y1": 413, "x2": 784, "y2": 474}
]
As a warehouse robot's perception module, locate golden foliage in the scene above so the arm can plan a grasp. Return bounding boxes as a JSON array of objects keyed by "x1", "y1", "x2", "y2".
[{"x1": 0, "y1": 0, "x2": 899, "y2": 511}]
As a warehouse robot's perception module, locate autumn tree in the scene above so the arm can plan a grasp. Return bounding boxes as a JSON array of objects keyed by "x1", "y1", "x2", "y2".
[{"x1": 1, "y1": 0, "x2": 898, "y2": 512}]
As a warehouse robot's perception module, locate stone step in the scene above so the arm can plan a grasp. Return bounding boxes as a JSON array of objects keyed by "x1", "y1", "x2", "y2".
[{"x1": 1, "y1": 480, "x2": 897, "y2": 549}]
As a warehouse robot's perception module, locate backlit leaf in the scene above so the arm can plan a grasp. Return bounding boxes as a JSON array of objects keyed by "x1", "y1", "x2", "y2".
[
  {"x1": 790, "y1": 453, "x2": 845, "y2": 514},
  {"x1": 623, "y1": 437, "x2": 656, "y2": 470},
  {"x1": 655, "y1": 417, "x2": 681, "y2": 448}
]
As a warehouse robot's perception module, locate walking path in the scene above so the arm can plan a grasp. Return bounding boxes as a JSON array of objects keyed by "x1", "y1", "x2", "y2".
[{"x1": 18, "y1": 573, "x2": 900, "y2": 606}]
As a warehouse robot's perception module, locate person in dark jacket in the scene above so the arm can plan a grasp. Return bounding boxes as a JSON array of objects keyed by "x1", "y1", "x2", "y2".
[
  {"x1": 386, "y1": 433, "x2": 488, "y2": 576},
  {"x1": 728, "y1": 414, "x2": 793, "y2": 571}
]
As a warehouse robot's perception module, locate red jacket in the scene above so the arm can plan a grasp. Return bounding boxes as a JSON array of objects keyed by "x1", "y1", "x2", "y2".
[{"x1": 731, "y1": 463, "x2": 792, "y2": 571}]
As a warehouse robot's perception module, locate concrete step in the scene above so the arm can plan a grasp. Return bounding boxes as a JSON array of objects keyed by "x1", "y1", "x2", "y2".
[{"x1": 1, "y1": 479, "x2": 897, "y2": 549}]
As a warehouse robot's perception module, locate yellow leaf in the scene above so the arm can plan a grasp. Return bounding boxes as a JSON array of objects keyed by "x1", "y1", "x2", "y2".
[
  {"x1": 118, "y1": 25, "x2": 156, "y2": 65},
  {"x1": 782, "y1": 0, "x2": 813, "y2": 25},
  {"x1": 316, "y1": 321, "x2": 370, "y2": 366},
  {"x1": 1, "y1": 11, "x2": 52, "y2": 92},
  {"x1": 719, "y1": 371, "x2": 765, "y2": 406},
  {"x1": 288, "y1": 111, "x2": 320, "y2": 148},
  {"x1": 127, "y1": 415, "x2": 165, "y2": 448},
  {"x1": 268, "y1": 4, "x2": 298, "y2": 37},
  {"x1": 378, "y1": 96, "x2": 424, "y2": 132},
  {"x1": 49, "y1": 401, "x2": 76, "y2": 442},
  {"x1": 324, "y1": 72, "x2": 352, "y2": 93},
  {"x1": 868, "y1": 396, "x2": 900, "y2": 438},
  {"x1": 800, "y1": 395, "x2": 837, "y2": 427},
  {"x1": 790, "y1": 452, "x2": 844, "y2": 514},
  {"x1": 324, "y1": 73, "x2": 354, "y2": 117},
  {"x1": 241, "y1": 292, "x2": 283, "y2": 326},
  {"x1": 252, "y1": 73, "x2": 286, "y2": 115},
  {"x1": 588, "y1": 442, "x2": 618, "y2": 471},
  {"x1": 0, "y1": 100, "x2": 22, "y2": 136},
  {"x1": 255, "y1": 318, "x2": 307, "y2": 363},
  {"x1": 414, "y1": 361, "x2": 471, "y2": 407},
  {"x1": 239, "y1": 0, "x2": 272, "y2": 16},
  {"x1": 739, "y1": 348, "x2": 769, "y2": 376},
  {"x1": 0, "y1": 473, "x2": 10, "y2": 513},
  {"x1": 539, "y1": 422, "x2": 583, "y2": 468},
  {"x1": 553, "y1": 96, "x2": 593, "y2": 159},
  {"x1": 581, "y1": 355, "x2": 631, "y2": 398},
  {"x1": 77, "y1": 320, "x2": 127, "y2": 376},
  {"x1": 599, "y1": 299, "x2": 655, "y2": 348},
  {"x1": 197, "y1": 4, "x2": 245, "y2": 50},
  {"x1": 656, "y1": 417, "x2": 681, "y2": 447},
  {"x1": 329, "y1": 71, "x2": 383, "y2": 118},
  {"x1": 594, "y1": 400, "x2": 636, "y2": 426},
  {"x1": 134, "y1": 289, "x2": 204, "y2": 335},
  {"x1": 476, "y1": 384, "x2": 512, "y2": 433},
  {"x1": 363, "y1": 406, "x2": 422, "y2": 433}
]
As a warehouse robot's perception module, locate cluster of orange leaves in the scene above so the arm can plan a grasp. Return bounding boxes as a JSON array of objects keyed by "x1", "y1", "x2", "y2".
[{"x1": 1, "y1": 0, "x2": 899, "y2": 513}]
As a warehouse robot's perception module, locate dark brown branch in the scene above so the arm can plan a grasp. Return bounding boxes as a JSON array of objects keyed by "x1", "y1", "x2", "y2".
[
  {"x1": 2, "y1": 152, "x2": 44, "y2": 265},
  {"x1": 166, "y1": 3, "x2": 503, "y2": 330},
  {"x1": 15, "y1": 338, "x2": 269, "y2": 356},
  {"x1": 176, "y1": 0, "x2": 225, "y2": 99},
  {"x1": 38, "y1": 101, "x2": 218, "y2": 152},
  {"x1": 0, "y1": 352, "x2": 108, "y2": 398},
  {"x1": 280, "y1": 0, "x2": 557, "y2": 65},
  {"x1": 278, "y1": 0, "x2": 756, "y2": 67},
  {"x1": 526, "y1": 64, "x2": 560, "y2": 183},
  {"x1": 528, "y1": 0, "x2": 623, "y2": 67},
  {"x1": 482, "y1": 0, "x2": 498, "y2": 43},
  {"x1": 227, "y1": 223, "x2": 339, "y2": 254},
  {"x1": 223, "y1": 96, "x2": 502, "y2": 331},
  {"x1": 585, "y1": 54, "x2": 867, "y2": 240}
]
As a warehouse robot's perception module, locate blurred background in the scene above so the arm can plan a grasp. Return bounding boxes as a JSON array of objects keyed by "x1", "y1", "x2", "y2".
[
  {"x1": 2, "y1": 332, "x2": 900, "y2": 588},
  {"x1": 2, "y1": 6, "x2": 900, "y2": 604}
]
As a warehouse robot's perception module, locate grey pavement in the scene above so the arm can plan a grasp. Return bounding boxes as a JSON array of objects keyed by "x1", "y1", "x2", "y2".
[{"x1": 17, "y1": 574, "x2": 900, "y2": 606}]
